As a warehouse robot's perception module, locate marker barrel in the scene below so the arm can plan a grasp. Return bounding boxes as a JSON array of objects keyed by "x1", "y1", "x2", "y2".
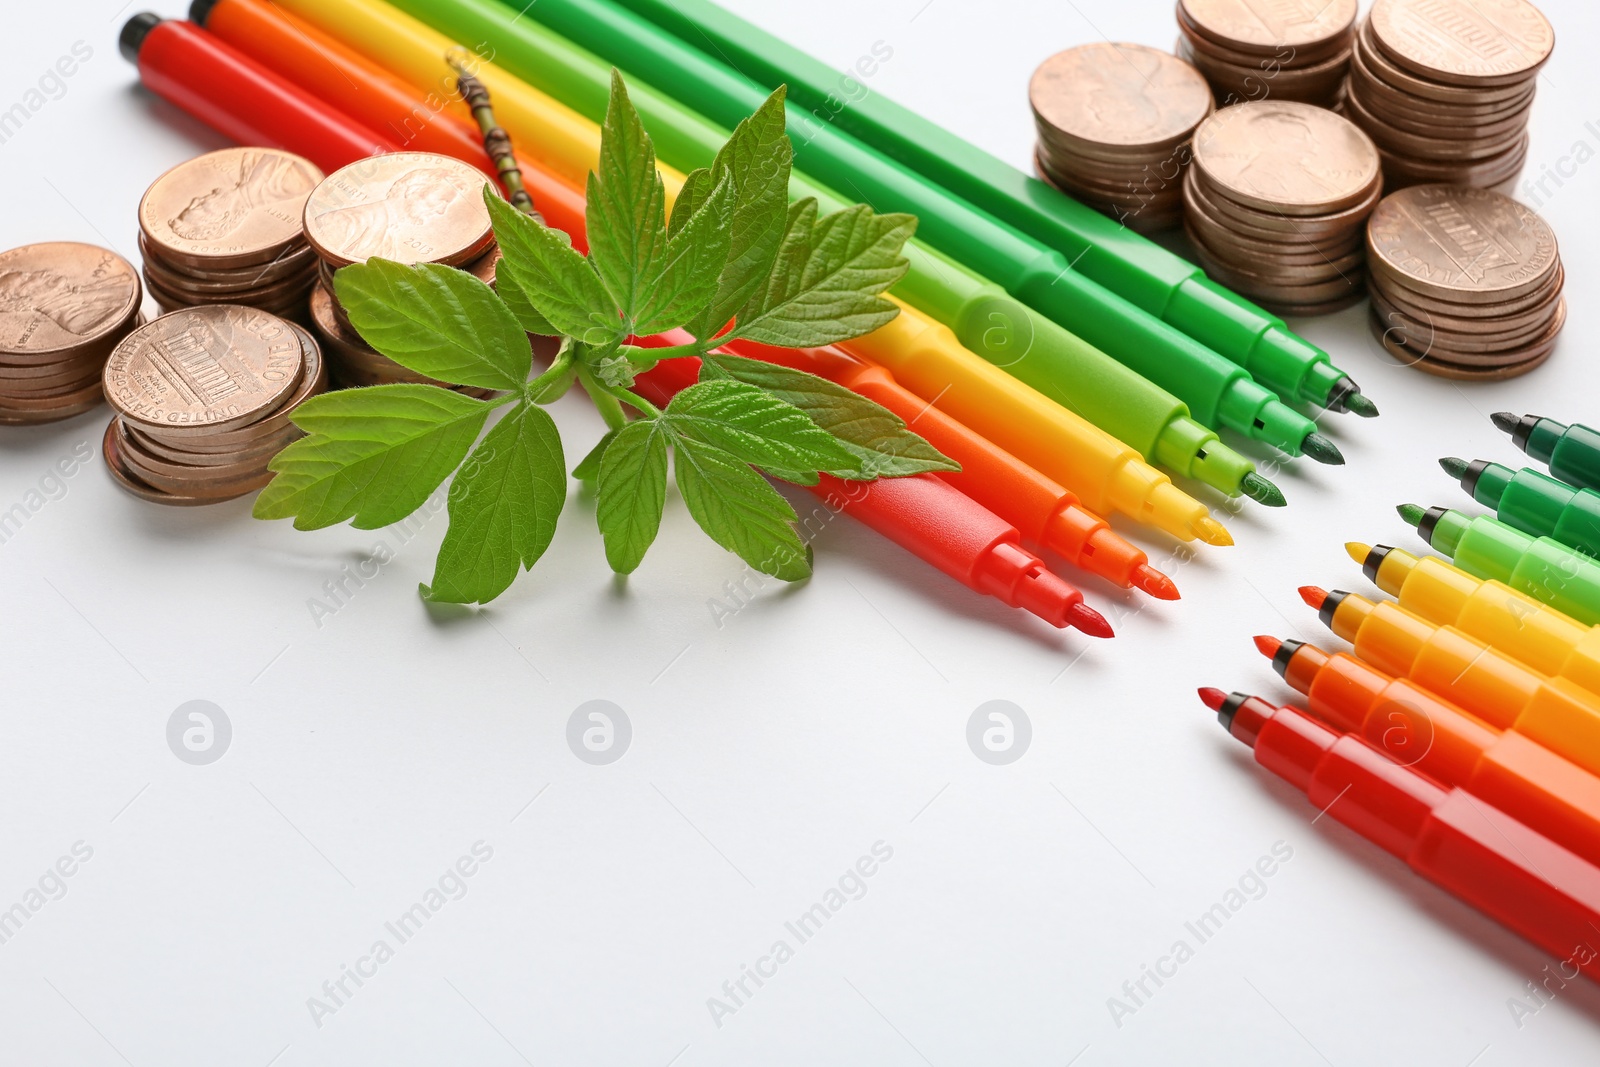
[
  {"x1": 1521, "y1": 418, "x2": 1600, "y2": 493},
  {"x1": 1429, "y1": 511, "x2": 1600, "y2": 627},
  {"x1": 1465, "y1": 461, "x2": 1600, "y2": 558}
]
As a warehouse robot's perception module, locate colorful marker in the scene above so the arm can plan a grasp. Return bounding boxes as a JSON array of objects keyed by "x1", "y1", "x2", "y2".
[
  {"x1": 728, "y1": 340, "x2": 1179, "y2": 598},
  {"x1": 1275, "y1": 593, "x2": 1600, "y2": 777},
  {"x1": 236, "y1": 2, "x2": 1233, "y2": 544},
  {"x1": 1228, "y1": 660, "x2": 1600, "y2": 868},
  {"x1": 1202, "y1": 687, "x2": 1600, "y2": 981},
  {"x1": 364, "y1": 0, "x2": 1288, "y2": 500},
  {"x1": 601, "y1": 0, "x2": 1378, "y2": 420},
  {"x1": 394, "y1": 0, "x2": 1345, "y2": 463},
  {"x1": 1494, "y1": 413, "x2": 1600, "y2": 493},
  {"x1": 1349, "y1": 542, "x2": 1600, "y2": 698},
  {"x1": 1401, "y1": 504, "x2": 1600, "y2": 627},
  {"x1": 1442, "y1": 458, "x2": 1600, "y2": 559},
  {"x1": 118, "y1": 15, "x2": 393, "y2": 172},
  {"x1": 633, "y1": 346, "x2": 1113, "y2": 636}
]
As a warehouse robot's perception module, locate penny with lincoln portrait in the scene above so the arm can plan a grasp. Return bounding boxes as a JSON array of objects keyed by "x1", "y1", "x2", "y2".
[
  {"x1": 302, "y1": 152, "x2": 495, "y2": 269},
  {"x1": 140, "y1": 147, "x2": 323, "y2": 270}
]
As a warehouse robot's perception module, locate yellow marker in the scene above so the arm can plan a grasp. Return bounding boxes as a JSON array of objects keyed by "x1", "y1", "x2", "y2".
[
  {"x1": 274, "y1": 0, "x2": 1229, "y2": 545},
  {"x1": 1350, "y1": 542, "x2": 1600, "y2": 698},
  {"x1": 273, "y1": 0, "x2": 685, "y2": 199}
]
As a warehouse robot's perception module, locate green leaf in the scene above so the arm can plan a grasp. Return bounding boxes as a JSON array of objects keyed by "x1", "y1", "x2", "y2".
[
  {"x1": 421, "y1": 403, "x2": 567, "y2": 604},
  {"x1": 572, "y1": 429, "x2": 617, "y2": 483},
  {"x1": 595, "y1": 419, "x2": 669, "y2": 573},
  {"x1": 701, "y1": 355, "x2": 959, "y2": 478},
  {"x1": 665, "y1": 379, "x2": 856, "y2": 477},
  {"x1": 486, "y1": 190, "x2": 625, "y2": 347},
  {"x1": 728, "y1": 200, "x2": 915, "y2": 348},
  {"x1": 634, "y1": 175, "x2": 736, "y2": 336},
  {"x1": 587, "y1": 70, "x2": 669, "y2": 328},
  {"x1": 494, "y1": 265, "x2": 559, "y2": 337},
  {"x1": 254, "y1": 386, "x2": 493, "y2": 530},
  {"x1": 334, "y1": 259, "x2": 532, "y2": 390},
  {"x1": 685, "y1": 87, "x2": 794, "y2": 340},
  {"x1": 674, "y1": 435, "x2": 811, "y2": 581}
]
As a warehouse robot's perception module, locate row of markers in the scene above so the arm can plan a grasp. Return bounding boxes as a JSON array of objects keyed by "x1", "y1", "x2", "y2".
[
  {"x1": 1211, "y1": 412, "x2": 1600, "y2": 982},
  {"x1": 115, "y1": 0, "x2": 1381, "y2": 638}
]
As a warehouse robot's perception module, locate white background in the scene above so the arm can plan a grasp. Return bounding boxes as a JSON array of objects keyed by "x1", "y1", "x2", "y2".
[{"x1": 1, "y1": 0, "x2": 1598, "y2": 1064}]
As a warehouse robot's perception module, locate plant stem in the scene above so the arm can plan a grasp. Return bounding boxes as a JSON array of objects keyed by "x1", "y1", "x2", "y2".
[
  {"x1": 621, "y1": 341, "x2": 703, "y2": 365},
  {"x1": 577, "y1": 365, "x2": 629, "y2": 430},
  {"x1": 528, "y1": 339, "x2": 577, "y2": 402},
  {"x1": 615, "y1": 389, "x2": 662, "y2": 418},
  {"x1": 449, "y1": 55, "x2": 538, "y2": 218}
]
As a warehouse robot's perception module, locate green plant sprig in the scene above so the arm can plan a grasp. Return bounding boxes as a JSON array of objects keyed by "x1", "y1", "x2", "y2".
[{"x1": 254, "y1": 72, "x2": 957, "y2": 605}]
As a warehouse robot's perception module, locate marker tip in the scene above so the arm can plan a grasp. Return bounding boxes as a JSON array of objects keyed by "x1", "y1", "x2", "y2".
[
  {"x1": 1344, "y1": 541, "x2": 1372, "y2": 564},
  {"x1": 1067, "y1": 601, "x2": 1114, "y2": 639},
  {"x1": 1198, "y1": 687, "x2": 1227, "y2": 711},
  {"x1": 1194, "y1": 516, "x2": 1234, "y2": 547},
  {"x1": 1301, "y1": 432, "x2": 1345, "y2": 466},
  {"x1": 1344, "y1": 392, "x2": 1380, "y2": 418},
  {"x1": 1298, "y1": 586, "x2": 1328, "y2": 610},
  {"x1": 1491, "y1": 411, "x2": 1520, "y2": 435},
  {"x1": 1397, "y1": 503, "x2": 1426, "y2": 527},
  {"x1": 1439, "y1": 457, "x2": 1470, "y2": 480},
  {"x1": 1241, "y1": 471, "x2": 1287, "y2": 507},
  {"x1": 1132, "y1": 563, "x2": 1181, "y2": 601},
  {"x1": 1253, "y1": 634, "x2": 1282, "y2": 658}
]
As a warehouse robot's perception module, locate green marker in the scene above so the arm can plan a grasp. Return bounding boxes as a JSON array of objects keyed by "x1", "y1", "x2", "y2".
[
  {"x1": 390, "y1": 0, "x2": 1285, "y2": 502},
  {"x1": 1493, "y1": 413, "x2": 1600, "y2": 494},
  {"x1": 417, "y1": 0, "x2": 1341, "y2": 463},
  {"x1": 1400, "y1": 503, "x2": 1600, "y2": 627},
  {"x1": 593, "y1": 0, "x2": 1376, "y2": 418},
  {"x1": 1442, "y1": 458, "x2": 1600, "y2": 560}
]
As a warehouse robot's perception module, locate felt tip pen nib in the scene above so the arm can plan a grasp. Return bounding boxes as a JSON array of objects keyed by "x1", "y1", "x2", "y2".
[
  {"x1": 1194, "y1": 516, "x2": 1234, "y2": 546},
  {"x1": 1067, "y1": 602, "x2": 1114, "y2": 639},
  {"x1": 1298, "y1": 586, "x2": 1328, "y2": 610},
  {"x1": 1241, "y1": 471, "x2": 1287, "y2": 507},
  {"x1": 1397, "y1": 503, "x2": 1426, "y2": 528},
  {"x1": 1198, "y1": 687, "x2": 1227, "y2": 712},
  {"x1": 1132, "y1": 563, "x2": 1181, "y2": 601},
  {"x1": 1439, "y1": 457, "x2": 1470, "y2": 480},
  {"x1": 1344, "y1": 392, "x2": 1380, "y2": 418},
  {"x1": 1253, "y1": 634, "x2": 1282, "y2": 659},
  {"x1": 1345, "y1": 541, "x2": 1373, "y2": 564},
  {"x1": 1491, "y1": 411, "x2": 1520, "y2": 435},
  {"x1": 1301, "y1": 432, "x2": 1345, "y2": 465}
]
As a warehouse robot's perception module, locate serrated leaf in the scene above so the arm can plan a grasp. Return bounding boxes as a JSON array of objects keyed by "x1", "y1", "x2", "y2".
[
  {"x1": 486, "y1": 190, "x2": 625, "y2": 347},
  {"x1": 422, "y1": 403, "x2": 567, "y2": 604},
  {"x1": 674, "y1": 435, "x2": 811, "y2": 581},
  {"x1": 685, "y1": 87, "x2": 793, "y2": 340},
  {"x1": 729, "y1": 200, "x2": 915, "y2": 348},
  {"x1": 665, "y1": 379, "x2": 856, "y2": 477},
  {"x1": 254, "y1": 385, "x2": 493, "y2": 531},
  {"x1": 587, "y1": 70, "x2": 669, "y2": 327},
  {"x1": 701, "y1": 355, "x2": 959, "y2": 478},
  {"x1": 634, "y1": 175, "x2": 736, "y2": 336},
  {"x1": 494, "y1": 264, "x2": 559, "y2": 336},
  {"x1": 595, "y1": 419, "x2": 669, "y2": 573},
  {"x1": 334, "y1": 259, "x2": 532, "y2": 390},
  {"x1": 572, "y1": 429, "x2": 617, "y2": 483}
]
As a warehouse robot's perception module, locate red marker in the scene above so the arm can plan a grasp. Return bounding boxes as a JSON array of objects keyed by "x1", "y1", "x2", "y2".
[
  {"x1": 635, "y1": 345, "x2": 1112, "y2": 636},
  {"x1": 119, "y1": 15, "x2": 396, "y2": 173},
  {"x1": 1200, "y1": 687, "x2": 1600, "y2": 981}
]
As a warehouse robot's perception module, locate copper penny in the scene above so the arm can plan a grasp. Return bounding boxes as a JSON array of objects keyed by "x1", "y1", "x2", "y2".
[
  {"x1": 1180, "y1": 0, "x2": 1357, "y2": 53},
  {"x1": 303, "y1": 152, "x2": 495, "y2": 269},
  {"x1": 1366, "y1": 184, "x2": 1556, "y2": 303},
  {"x1": 1353, "y1": 21, "x2": 1537, "y2": 104},
  {"x1": 1369, "y1": 0, "x2": 1553, "y2": 87},
  {"x1": 1191, "y1": 101, "x2": 1380, "y2": 215},
  {"x1": 140, "y1": 148, "x2": 322, "y2": 270},
  {"x1": 104, "y1": 305, "x2": 305, "y2": 435},
  {"x1": 0, "y1": 242, "x2": 142, "y2": 360},
  {"x1": 1030, "y1": 43, "x2": 1213, "y2": 153},
  {"x1": 102, "y1": 419, "x2": 266, "y2": 506}
]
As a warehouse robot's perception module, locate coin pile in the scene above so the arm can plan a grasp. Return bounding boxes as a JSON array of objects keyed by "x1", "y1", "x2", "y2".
[
  {"x1": 1185, "y1": 101, "x2": 1382, "y2": 316},
  {"x1": 1029, "y1": 43, "x2": 1213, "y2": 233},
  {"x1": 0, "y1": 242, "x2": 144, "y2": 424},
  {"x1": 1367, "y1": 184, "x2": 1564, "y2": 381},
  {"x1": 303, "y1": 152, "x2": 501, "y2": 392},
  {"x1": 102, "y1": 305, "x2": 327, "y2": 505},
  {"x1": 138, "y1": 147, "x2": 324, "y2": 318},
  {"x1": 1341, "y1": 0, "x2": 1553, "y2": 192},
  {"x1": 1176, "y1": 0, "x2": 1357, "y2": 108}
]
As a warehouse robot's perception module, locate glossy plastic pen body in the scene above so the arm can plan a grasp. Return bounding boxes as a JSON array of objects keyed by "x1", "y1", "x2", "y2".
[
  {"x1": 1495, "y1": 413, "x2": 1600, "y2": 493},
  {"x1": 1354, "y1": 543, "x2": 1600, "y2": 698},
  {"x1": 1445, "y1": 457, "x2": 1600, "y2": 558},
  {"x1": 1205, "y1": 689, "x2": 1600, "y2": 982}
]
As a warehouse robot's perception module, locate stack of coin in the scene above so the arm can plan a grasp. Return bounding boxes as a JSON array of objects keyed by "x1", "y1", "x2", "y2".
[
  {"x1": 1341, "y1": 0, "x2": 1553, "y2": 192},
  {"x1": 138, "y1": 147, "x2": 324, "y2": 319},
  {"x1": 1177, "y1": 0, "x2": 1358, "y2": 108},
  {"x1": 1367, "y1": 184, "x2": 1564, "y2": 380},
  {"x1": 102, "y1": 305, "x2": 327, "y2": 505},
  {"x1": 1030, "y1": 43, "x2": 1213, "y2": 233},
  {"x1": 1184, "y1": 100, "x2": 1382, "y2": 316},
  {"x1": 303, "y1": 152, "x2": 502, "y2": 392},
  {"x1": 0, "y1": 242, "x2": 144, "y2": 423}
]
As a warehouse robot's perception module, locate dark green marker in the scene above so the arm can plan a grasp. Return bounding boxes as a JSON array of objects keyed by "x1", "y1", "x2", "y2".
[
  {"x1": 1442, "y1": 458, "x2": 1600, "y2": 560},
  {"x1": 1493, "y1": 413, "x2": 1600, "y2": 493}
]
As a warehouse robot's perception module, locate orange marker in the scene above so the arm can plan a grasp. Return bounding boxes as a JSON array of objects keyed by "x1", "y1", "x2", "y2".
[
  {"x1": 1290, "y1": 589, "x2": 1600, "y2": 780},
  {"x1": 1254, "y1": 635, "x2": 1600, "y2": 868}
]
